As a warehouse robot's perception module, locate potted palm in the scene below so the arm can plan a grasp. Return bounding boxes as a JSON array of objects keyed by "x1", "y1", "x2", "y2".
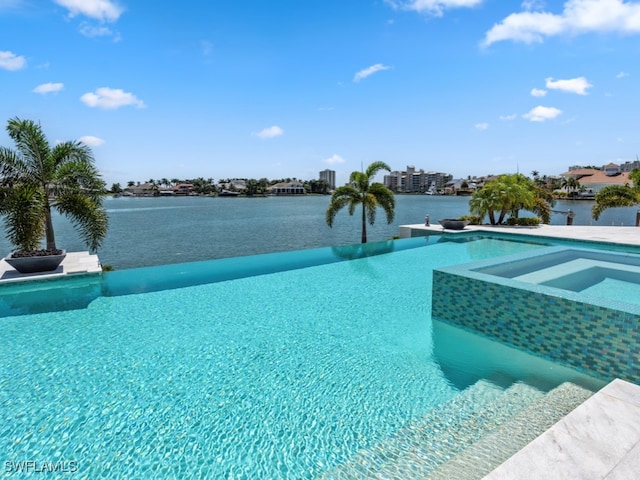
[{"x1": 0, "y1": 117, "x2": 108, "y2": 274}]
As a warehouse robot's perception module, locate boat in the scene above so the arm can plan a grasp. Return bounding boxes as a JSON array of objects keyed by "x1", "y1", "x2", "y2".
[{"x1": 425, "y1": 182, "x2": 437, "y2": 195}]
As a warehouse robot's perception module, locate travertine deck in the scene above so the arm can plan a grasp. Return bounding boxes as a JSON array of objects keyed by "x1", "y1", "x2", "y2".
[
  {"x1": 0, "y1": 251, "x2": 101, "y2": 283},
  {"x1": 400, "y1": 223, "x2": 640, "y2": 247},
  {"x1": 485, "y1": 379, "x2": 640, "y2": 480}
]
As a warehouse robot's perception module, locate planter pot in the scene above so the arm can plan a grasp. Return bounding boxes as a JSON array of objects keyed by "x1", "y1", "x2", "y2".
[
  {"x1": 438, "y1": 219, "x2": 469, "y2": 230},
  {"x1": 4, "y1": 250, "x2": 67, "y2": 274}
]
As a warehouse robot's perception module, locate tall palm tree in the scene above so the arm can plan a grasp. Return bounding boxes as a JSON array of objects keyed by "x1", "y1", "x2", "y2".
[
  {"x1": 0, "y1": 117, "x2": 108, "y2": 252},
  {"x1": 325, "y1": 161, "x2": 395, "y2": 243},
  {"x1": 592, "y1": 169, "x2": 640, "y2": 223}
]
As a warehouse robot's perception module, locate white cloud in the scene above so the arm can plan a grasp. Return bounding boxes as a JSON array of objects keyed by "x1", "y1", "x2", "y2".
[
  {"x1": 483, "y1": 0, "x2": 640, "y2": 47},
  {"x1": 616, "y1": 71, "x2": 630, "y2": 78},
  {"x1": 80, "y1": 23, "x2": 118, "y2": 38},
  {"x1": 523, "y1": 105, "x2": 563, "y2": 121},
  {"x1": 353, "y1": 64, "x2": 391, "y2": 82},
  {"x1": 521, "y1": 0, "x2": 545, "y2": 10},
  {"x1": 80, "y1": 87, "x2": 145, "y2": 109},
  {"x1": 531, "y1": 87, "x2": 547, "y2": 97},
  {"x1": 499, "y1": 113, "x2": 518, "y2": 120},
  {"x1": 79, "y1": 135, "x2": 105, "y2": 146},
  {"x1": 475, "y1": 122, "x2": 489, "y2": 130},
  {"x1": 255, "y1": 126, "x2": 284, "y2": 139},
  {"x1": 385, "y1": 0, "x2": 483, "y2": 16},
  {"x1": 545, "y1": 76, "x2": 592, "y2": 94},
  {"x1": 33, "y1": 82, "x2": 64, "y2": 94},
  {"x1": 324, "y1": 154, "x2": 345, "y2": 165},
  {"x1": 0, "y1": 50, "x2": 26, "y2": 71},
  {"x1": 54, "y1": 0, "x2": 123, "y2": 22}
]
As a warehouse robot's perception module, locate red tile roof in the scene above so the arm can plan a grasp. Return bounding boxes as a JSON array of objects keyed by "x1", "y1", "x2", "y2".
[{"x1": 560, "y1": 168, "x2": 630, "y2": 185}]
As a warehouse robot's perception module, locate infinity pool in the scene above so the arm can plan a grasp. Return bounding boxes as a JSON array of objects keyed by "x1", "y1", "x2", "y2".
[{"x1": 0, "y1": 236, "x2": 606, "y2": 478}]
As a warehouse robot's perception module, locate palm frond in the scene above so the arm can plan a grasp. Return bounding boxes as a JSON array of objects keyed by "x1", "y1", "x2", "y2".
[
  {"x1": 365, "y1": 193, "x2": 377, "y2": 225},
  {"x1": 365, "y1": 161, "x2": 391, "y2": 180},
  {"x1": 370, "y1": 183, "x2": 395, "y2": 224},
  {"x1": 55, "y1": 193, "x2": 108, "y2": 250},
  {"x1": 6, "y1": 118, "x2": 50, "y2": 179},
  {"x1": 326, "y1": 186, "x2": 359, "y2": 227},
  {"x1": 2, "y1": 186, "x2": 46, "y2": 251},
  {"x1": 592, "y1": 185, "x2": 639, "y2": 220}
]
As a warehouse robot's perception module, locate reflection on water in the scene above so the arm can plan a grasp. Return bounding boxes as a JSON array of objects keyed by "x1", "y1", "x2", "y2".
[
  {"x1": 431, "y1": 319, "x2": 605, "y2": 392},
  {"x1": 331, "y1": 240, "x2": 395, "y2": 259},
  {"x1": 105, "y1": 206, "x2": 191, "y2": 213}
]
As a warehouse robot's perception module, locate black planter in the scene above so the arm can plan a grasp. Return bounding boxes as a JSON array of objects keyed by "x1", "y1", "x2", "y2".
[
  {"x1": 4, "y1": 250, "x2": 67, "y2": 274},
  {"x1": 438, "y1": 219, "x2": 469, "y2": 230}
]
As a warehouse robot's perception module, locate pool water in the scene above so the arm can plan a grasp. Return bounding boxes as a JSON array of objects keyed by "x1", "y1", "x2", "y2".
[
  {"x1": 0, "y1": 237, "x2": 601, "y2": 479},
  {"x1": 474, "y1": 247, "x2": 640, "y2": 306}
]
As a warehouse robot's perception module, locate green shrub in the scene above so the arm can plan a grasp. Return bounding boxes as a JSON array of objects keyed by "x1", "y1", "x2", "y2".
[
  {"x1": 459, "y1": 215, "x2": 482, "y2": 225},
  {"x1": 506, "y1": 217, "x2": 540, "y2": 226}
]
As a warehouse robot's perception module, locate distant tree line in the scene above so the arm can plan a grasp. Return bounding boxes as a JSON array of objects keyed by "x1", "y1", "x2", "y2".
[{"x1": 112, "y1": 177, "x2": 330, "y2": 196}]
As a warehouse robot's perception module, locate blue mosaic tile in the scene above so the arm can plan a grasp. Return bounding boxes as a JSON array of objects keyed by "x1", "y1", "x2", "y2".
[{"x1": 432, "y1": 247, "x2": 640, "y2": 383}]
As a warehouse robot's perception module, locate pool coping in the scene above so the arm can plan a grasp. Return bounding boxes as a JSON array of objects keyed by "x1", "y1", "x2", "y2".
[
  {"x1": 0, "y1": 251, "x2": 101, "y2": 283},
  {"x1": 400, "y1": 223, "x2": 640, "y2": 248},
  {"x1": 484, "y1": 379, "x2": 640, "y2": 479}
]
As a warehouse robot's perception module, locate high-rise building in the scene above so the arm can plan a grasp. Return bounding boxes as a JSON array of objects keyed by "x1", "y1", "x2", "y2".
[
  {"x1": 319, "y1": 169, "x2": 336, "y2": 190},
  {"x1": 383, "y1": 166, "x2": 452, "y2": 193}
]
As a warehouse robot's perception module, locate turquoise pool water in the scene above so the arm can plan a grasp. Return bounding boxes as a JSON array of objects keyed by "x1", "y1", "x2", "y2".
[
  {"x1": 0, "y1": 237, "x2": 602, "y2": 478},
  {"x1": 473, "y1": 247, "x2": 640, "y2": 306}
]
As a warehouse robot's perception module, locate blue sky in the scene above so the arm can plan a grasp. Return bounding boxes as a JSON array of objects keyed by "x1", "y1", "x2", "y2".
[{"x1": 1, "y1": 0, "x2": 640, "y2": 187}]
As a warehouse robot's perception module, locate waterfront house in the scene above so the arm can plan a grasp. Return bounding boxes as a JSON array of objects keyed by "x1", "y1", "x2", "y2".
[
  {"x1": 124, "y1": 182, "x2": 158, "y2": 197},
  {"x1": 560, "y1": 164, "x2": 631, "y2": 196},
  {"x1": 172, "y1": 183, "x2": 194, "y2": 195},
  {"x1": 267, "y1": 181, "x2": 305, "y2": 195}
]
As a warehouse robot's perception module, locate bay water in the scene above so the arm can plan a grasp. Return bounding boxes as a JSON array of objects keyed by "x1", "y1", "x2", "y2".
[{"x1": 0, "y1": 195, "x2": 636, "y2": 270}]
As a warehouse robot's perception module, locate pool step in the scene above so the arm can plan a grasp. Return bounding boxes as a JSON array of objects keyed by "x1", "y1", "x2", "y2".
[
  {"x1": 426, "y1": 381, "x2": 593, "y2": 480},
  {"x1": 319, "y1": 379, "x2": 544, "y2": 480}
]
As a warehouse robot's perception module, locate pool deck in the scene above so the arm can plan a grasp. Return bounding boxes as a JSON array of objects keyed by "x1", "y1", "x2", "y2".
[
  {"x1": 484, "y1": 378, "x2": 640, "y2": 479},
  {"x1": 0, "y1": 251, "x2": 101, "y2": 283},
  {"x1": 400, "y1": 223, "x2": 640, "y2": 247}
]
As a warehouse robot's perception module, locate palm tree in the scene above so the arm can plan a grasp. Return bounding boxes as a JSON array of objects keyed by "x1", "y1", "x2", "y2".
[
  {"x1": 0, "y1": 117, "x2": 108, "y2": 253},
  {"x1": 592, "y1": 169, "x2": 640, "y2": 223},
  {"x1": 325, "y1": 161, "x2": 395, "y2": 243},
  {"x1": 560, "y1": 176, "x2": 580, "y2": 197},
  {"x1": 469, "y1": 174, "x2": 542, "y2": 225},
  {"x1": 468, "y1": 184, "x2": 501, "y2": 225}
]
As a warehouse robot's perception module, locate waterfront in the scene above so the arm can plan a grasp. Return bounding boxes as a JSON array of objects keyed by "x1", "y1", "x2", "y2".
[{"x1": 0, "y1": 195, "x2": 637, "y2": 270}]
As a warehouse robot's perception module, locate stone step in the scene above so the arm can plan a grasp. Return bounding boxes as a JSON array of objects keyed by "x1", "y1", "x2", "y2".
[
  {"x1": 426, "y1": 382, "x2": 594, "y2": 480},
  {"x1": 320, "y1": 380, "x2": 543, "y2": 480}
]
